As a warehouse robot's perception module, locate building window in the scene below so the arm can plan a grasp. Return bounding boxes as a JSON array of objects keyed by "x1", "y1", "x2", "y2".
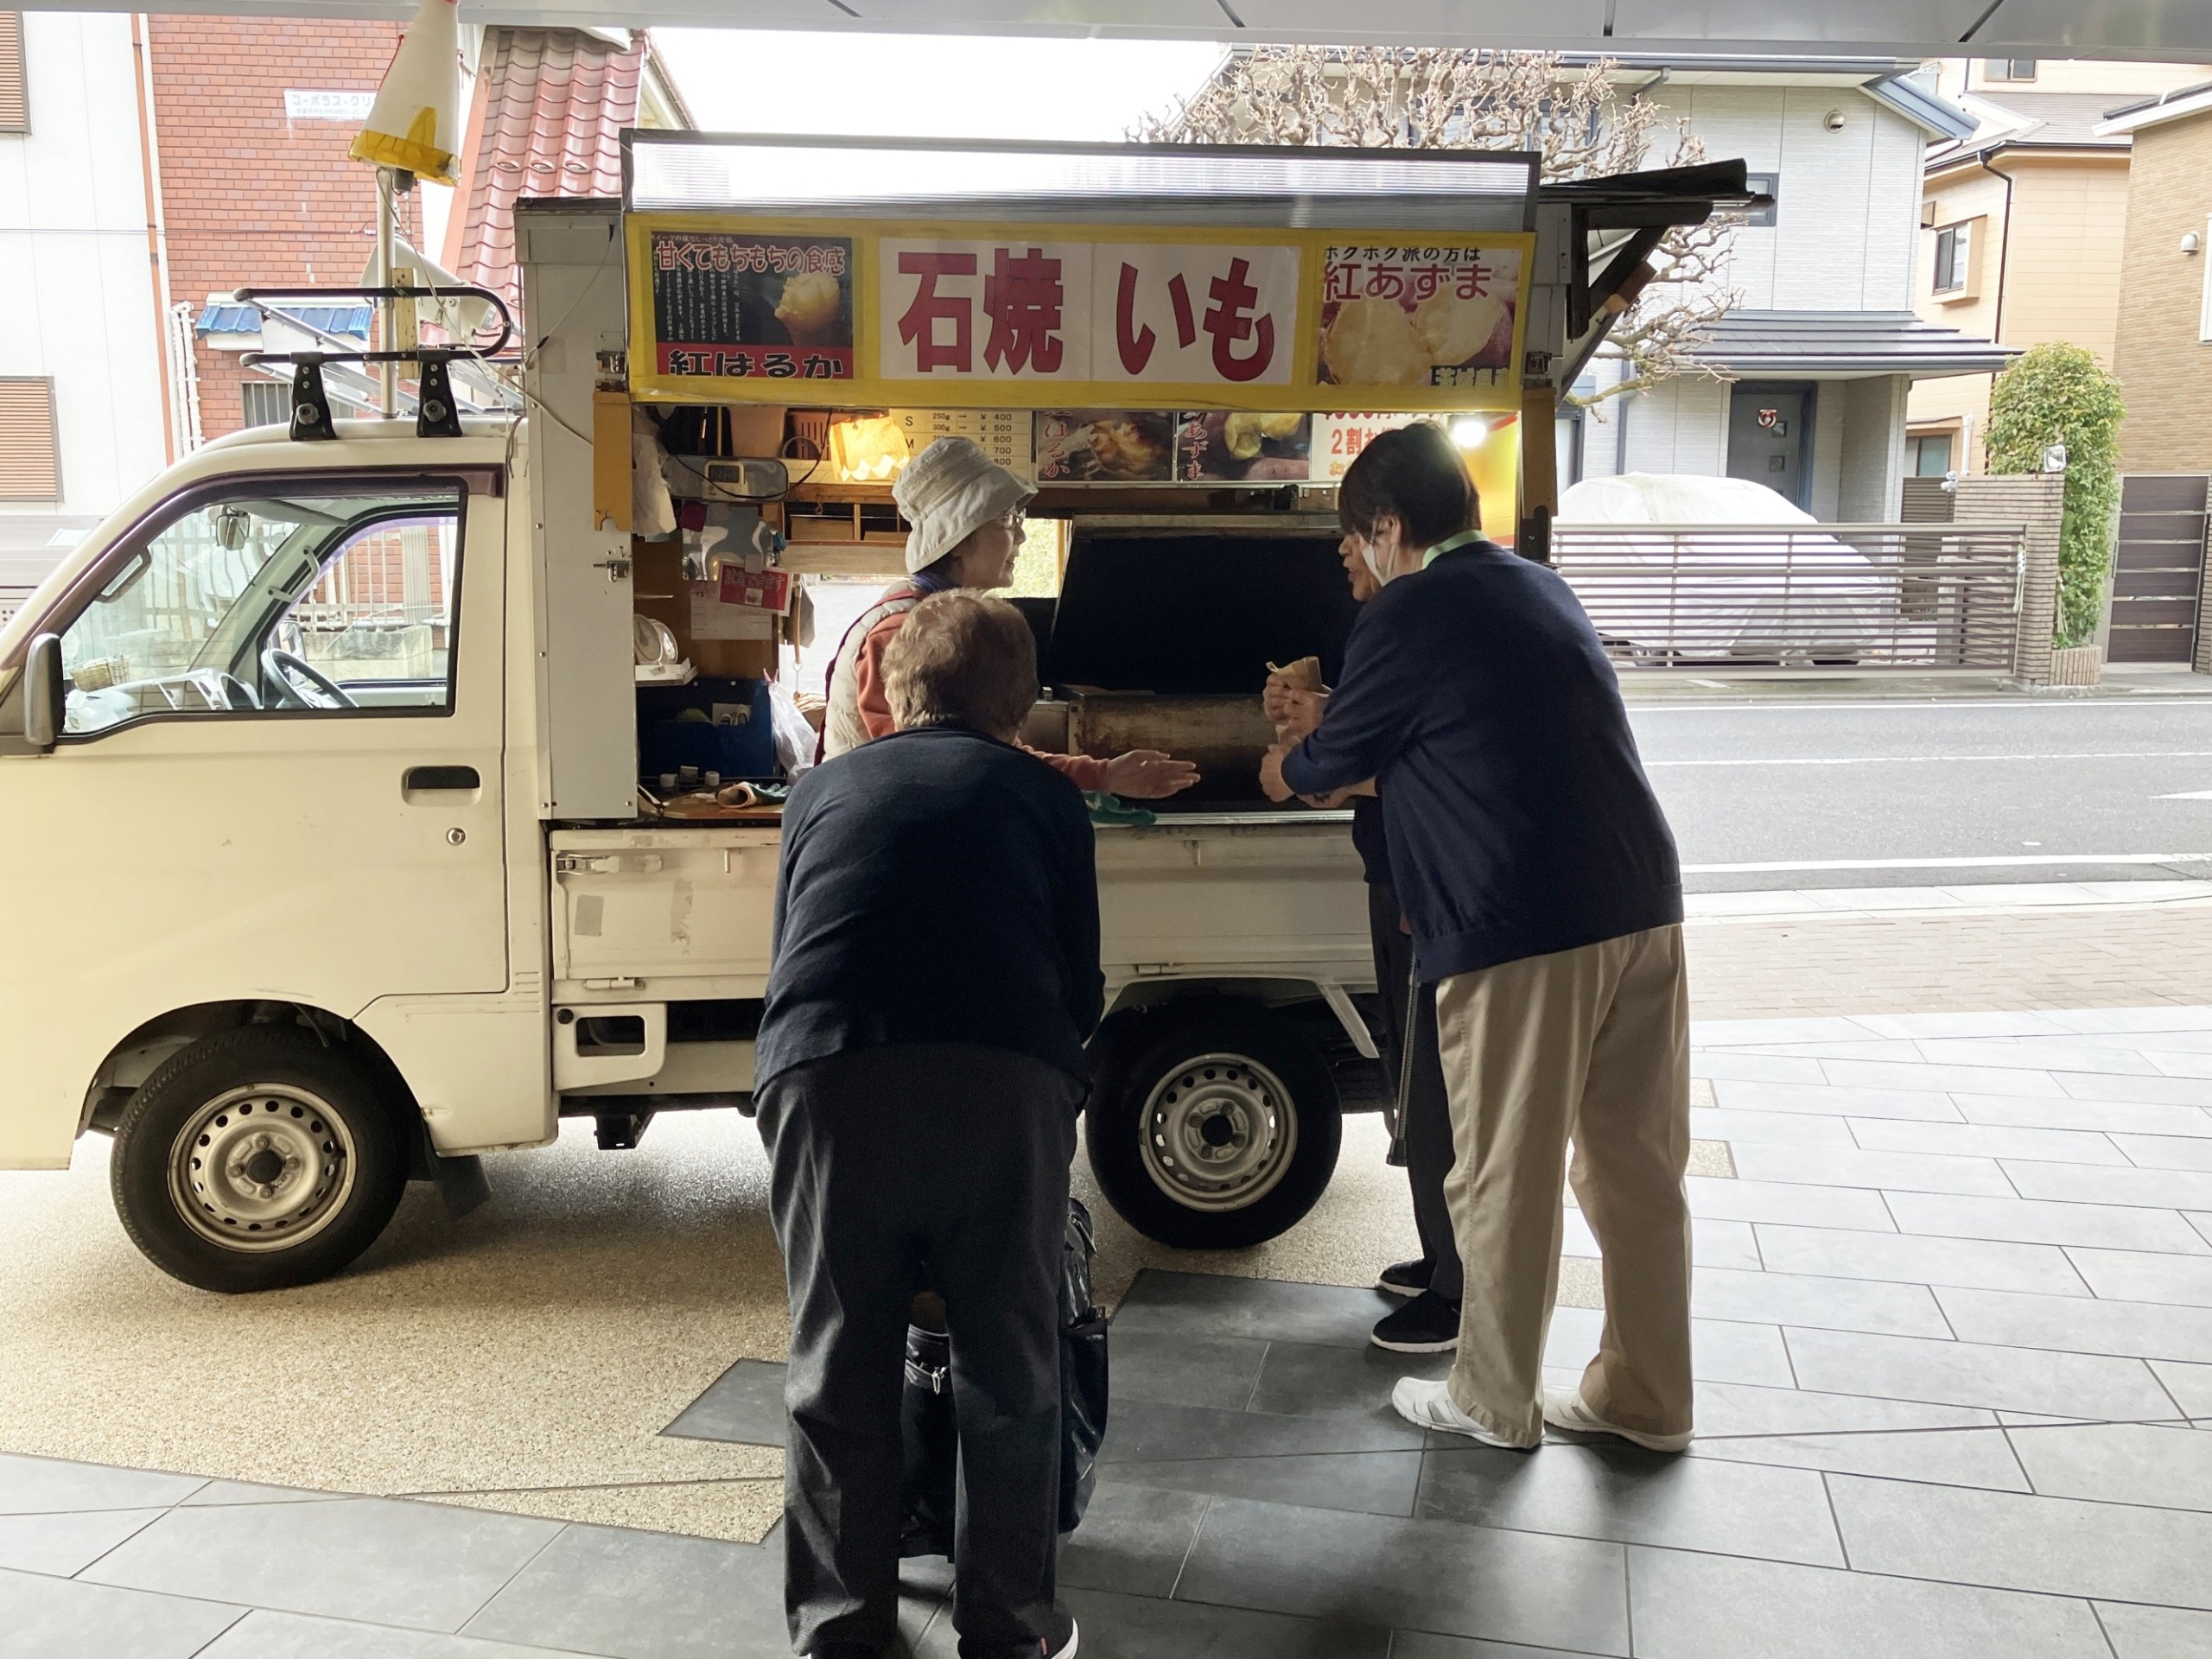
[
  {"x1": 1933, "y1": 222, "x2": 1973, "y2": 296},
  {"x1": 1741, "y1": 172, "x2": 1778, "y2": 229},
  {"x1": 1982, "y1": 58, "x2": 2037, "y2": 81},
  {"x1": 0, "y1": 377, "x2": 60, "y2": 499},
  {"x1": 0, "y1": 13, "x2": 25, "y2": 134},
  {"x1": 241, "y1": 381, "x2": 290, "y2": 429},
  {"x1": 1908, "y1": 433, "x2": 1955, "y2": 477}
]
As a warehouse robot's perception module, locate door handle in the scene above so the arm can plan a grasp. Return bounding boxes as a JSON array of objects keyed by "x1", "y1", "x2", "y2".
[{"x1": 404, "y1": 766, "x2": 480, "y2": 791}]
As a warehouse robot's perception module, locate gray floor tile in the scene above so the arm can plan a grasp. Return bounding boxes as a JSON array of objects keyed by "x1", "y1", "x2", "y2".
[
  {"x1": 181, "y1": 1481, "x2": 348, "y2": 1507},
  {"x1": 462, "y1": 1521, "x2": 784, "y2": 1659},
  {"x1": 1688, "y1": 1051, "x2": 1830, "y2": 1085},
  {"x1": 1684, "y1": 1175, "x2": 1897, "y2": 1231},
  {"x1": 660, "y1": 1357, "x2": 786, "y2": 1446},
  {"x1": 1859, "y1": 1011, "x2": 2077, "y2": 1039},
  {"x1": 1113, "y1": 1448, "x2": 1423, "y2": 1517},
  {"x1": 1755, "y1": 1223, "x2": 2091, "y2": 1295},
  {"x1": 2113, "y1": 1132, "x2": 2212, "y2": 1171},
  {"x1": 1691, "y1": 1106, "x2": 1857, "y2": 1147},
  {"x1": 1416, "y1": 1440, "x2": 1843, "y2": 1565},
  {"x1": 1389, "y1": 1634, "x2": 1609, "y2": 1659},
  {"x1": 1730, "y1": 1142, "x2": 2015, "y2": 1197},
  {"x1": 1956, "y1": 1092, "x2": 2212, "y2": 1137},
  {"x1": 1849, "y1": 1118, "x2": 2129, "y2": 1165},
  {"x1": 1690, "y1": 1265, "x2": 1951, "y2": 1338},
  {"x1": 1829, "y1": 1471, "x2": 2212, "y2": 1610},
  {"x1": 2007, "y1": 1421, "x2": 2212, "y2": 1511},
  {"x1": 1688, "y1": 1426, "x2": 2030, "y2": 1491},
  {"x1": 0, "y1": 1566, "x2": 245, "y2": 1659},
  {"x1": 1692, "y1": 1379, "x2": 1997, "y2": 1438},
  {"x1": 1173, "y1": 1495, "x2": 1629, "y2": 1655},
  {"x1": 1624, "y1": 1543, "x2": 2110, "y2": 1659},
  {"x1": 1548, "y1": 1306, "x2": 1796, "y2": 1389},
  {"x1": 1244, "y1": 1337, "x2": 1452, "y2": 1420},
  {"x1": 2152, "y1": 1360, "x2": 2212, "y2": 1416},
  {"x1": 2005, "y1": 1160, "x2": 2212, "y2": 1211},
  {"x1": 1724, "y1": 1039, "x2": 1930, "y2": 1062},
  {"x1": 2057, "y1": 1071, "x2": 2212, "y2": 1108},
  {"x1": 2094, "y1": 1601, "x2": 2212, "y2": 1658},
  {"x1": 1100, "y1": 1396, "x2": 1424, "y2": 1463},
  {"x1": 0, "y1": 1508, "x2": 165, "y2": 1577},
  {"x1": 2147, "y1": 1050, "x2": 2212, "y2": 1080},
  {"x1": 1111, "y1": 1329, "x2": 1270, "y2": 1411},
  {"x1": 1917, "y1": 1038, "x2": 2167, "y2": 1077},
  {"x1": 1111, "y1": 1270, "x2": 1390, "y2": 1348},
  {"x1": 1693, "y1": 1015, "x2": 1881, "y2": 1046},
  {"x1": 82, "y1": 1497, "x2": 563, "y2": 1635},
  {"x1": 0, "y1": 1453, "x2": 206, "y2": 1515},
  {"x1": 1821, "y1": 1057, "x2": 2065, "y2": 1098},
  {"x1": 918, "y1": 1584, "x2": 1393, "y2": 1659},
  {"x1": 199, "y1": 1609, "x2": 590, "y2": 1658},
  {"x1": 2196, "y1": 1211, "x2": 2212, "y2": 1249},
  {"x1": 1783, "y1": 1326, "x2": 2177, "y2": 1419},
  {"x1": 2044, "y1": 1007, "x2": 2212, "y2": 1036},
  {"x1": 1709, "y1": 1079, "x2": 1961, "y2": 1122},
  {"x1": 1885, "y1": 1190, "x2": 2212, "y2": 1254},
  {"x1": 1058, "y1": 1480, "x2": 1211, "y2": 1599},
  {"x1": 1561, "y1": 1210, "x2": 1763, "y2": 1271},
  {"x1": 1936, "y1": 1284, "x2": 2212, "y2": 1364}
]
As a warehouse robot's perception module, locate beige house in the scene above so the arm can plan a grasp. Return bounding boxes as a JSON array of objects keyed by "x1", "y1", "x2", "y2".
[
  {"x1": 1906, "y1": 58, "x2": 2205, "y2": 479},
  {"x1": 2101, "y1": 84, "x2": 2212, "y2": 474}
]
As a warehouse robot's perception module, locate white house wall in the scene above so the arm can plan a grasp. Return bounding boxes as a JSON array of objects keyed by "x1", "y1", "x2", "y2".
[
  {"x1": 1619, "y1": 373, "x2": 1729, "y2": 477},
  {"x1": 1839, "y1": 374, "x2": 1908, "y2": 522},
  {"x1": 1809, "y1": 386, "x2": 1844, "y2": 520},
  {"x1": 0, "y1": 13, "x2": 167, "y2": 524}
]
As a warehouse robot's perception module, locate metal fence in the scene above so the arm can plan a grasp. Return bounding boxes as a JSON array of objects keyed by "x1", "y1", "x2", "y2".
[{"x1": 1551, "y1": 522, "x2": 2027, "y2": 672}]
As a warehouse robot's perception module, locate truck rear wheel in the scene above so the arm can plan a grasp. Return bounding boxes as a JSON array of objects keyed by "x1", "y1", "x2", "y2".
[
  {"x1": 110, "y1": 1026, "x2": 408, "y2": 1294},
  {"x1": 1087, "y1": 1000, "x2": 1340, "y2": 1250}
]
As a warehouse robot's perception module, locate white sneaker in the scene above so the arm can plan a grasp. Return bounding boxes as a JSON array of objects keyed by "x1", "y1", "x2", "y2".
[
  {"x1": 1543, "y1": 1388, "x2": 1693, "y2": 1453},
  {"x1": 1048, "y1": 1619, "x2": 1078, "y2": 1659},
  {"x1": 1390, "y1": 1376, "x2": 1536, "y2": 1448}
]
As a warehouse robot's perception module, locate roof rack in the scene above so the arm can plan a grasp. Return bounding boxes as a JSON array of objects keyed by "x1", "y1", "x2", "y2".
[{"x1": 235, "y1": 283, "x2": 516, "y2": 442}]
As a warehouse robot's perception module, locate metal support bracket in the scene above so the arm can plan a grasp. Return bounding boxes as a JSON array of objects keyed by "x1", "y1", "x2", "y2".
[
  {"x1": 416, "y1": 357, "x2": 464, "y2": 440},
  {"x1": 288, "y1": 359, "x2": 337, "y2": 442}
]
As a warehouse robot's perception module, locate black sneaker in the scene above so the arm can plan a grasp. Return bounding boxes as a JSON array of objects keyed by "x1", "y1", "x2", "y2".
[
  {"x1": 955, "y1": 1609, "x2": 1077, "y2": 1659},
  {"x1": 1376, "y1": 1258, "x2": 1432, "y2": 1299},
  {"x1": 1370, "y1": 1288, "x2": 1461, "y2": 1353}
]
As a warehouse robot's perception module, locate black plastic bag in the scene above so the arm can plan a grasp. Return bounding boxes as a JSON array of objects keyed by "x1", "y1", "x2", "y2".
[{"x1": 900, "y1": 1198, "x2": 1109, "y2": 1555}]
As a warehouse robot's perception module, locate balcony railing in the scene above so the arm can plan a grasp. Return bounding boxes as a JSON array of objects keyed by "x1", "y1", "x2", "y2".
[{"x1": 1550, "y1": 522, "x2": 2027, "y2": 672}]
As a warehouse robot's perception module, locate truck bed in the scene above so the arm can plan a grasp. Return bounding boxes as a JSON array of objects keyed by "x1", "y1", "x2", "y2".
[{"x1": 548, "y1": 813, "x2": 1371, "y2": 1003}]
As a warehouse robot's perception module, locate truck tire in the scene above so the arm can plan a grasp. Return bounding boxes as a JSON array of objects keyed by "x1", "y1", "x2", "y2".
[
  {"x1": 110, "y1": 1026, "x2": 409, "y2": 1294},
  {"x1": 1087, "y1": 1000, "x2": 1341, "y2": 1250}
]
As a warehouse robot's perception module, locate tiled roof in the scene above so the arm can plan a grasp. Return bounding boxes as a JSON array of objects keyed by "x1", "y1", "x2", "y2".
[
  {"x1": 195, "y1": 303, "x2": 373, "y2": 338},
  {"x1": 448, "y1": 28, "x2": 644, "y2": 314},
  {"x1": 1928, "y1": 91, "x2": 2133, "y2": 168}
]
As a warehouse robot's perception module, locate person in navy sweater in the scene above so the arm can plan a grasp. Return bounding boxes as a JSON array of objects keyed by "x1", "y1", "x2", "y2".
[
  {"x1": 757, "y1": 591, "x2": 1095, "y2": 1659},
  {"x1": 1262, "y1": 422, "x2": 1694, "y2": 1455}
]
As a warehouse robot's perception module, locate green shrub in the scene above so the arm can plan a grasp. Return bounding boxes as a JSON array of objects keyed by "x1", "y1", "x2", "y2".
[{"x1": 1984, "y1": 342, "x2": 2125, "y2": 650}]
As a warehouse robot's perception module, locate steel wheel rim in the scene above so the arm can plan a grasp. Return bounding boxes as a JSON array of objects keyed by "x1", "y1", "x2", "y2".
[
  {"x1": 1138, "y1": 1051, "x2": 1298, "y2": 1214},
  {"x1": 167, "y1": 1084, "x2": 358, "y2": 1253}
]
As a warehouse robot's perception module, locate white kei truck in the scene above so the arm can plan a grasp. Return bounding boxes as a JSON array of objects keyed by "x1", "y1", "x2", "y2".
[{"x1": 0, "y1": 135, "x2": 1742, "y2": 1293}]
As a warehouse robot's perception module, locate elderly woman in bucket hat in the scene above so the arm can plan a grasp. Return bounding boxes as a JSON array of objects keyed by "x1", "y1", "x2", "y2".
[{"x1": 817, "y1": 435, "x2": 1199, "y2": 799}]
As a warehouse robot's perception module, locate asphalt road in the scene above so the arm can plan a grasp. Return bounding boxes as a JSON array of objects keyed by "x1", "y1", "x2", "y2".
[{"x1": 1626, "y1": 696, "x2": 2212, "y2": 892}]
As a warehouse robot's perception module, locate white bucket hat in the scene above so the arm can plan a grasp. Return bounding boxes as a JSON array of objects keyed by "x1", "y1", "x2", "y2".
[{"x1": 893, "y1": 436, "x2": 1034, "y2": 574}]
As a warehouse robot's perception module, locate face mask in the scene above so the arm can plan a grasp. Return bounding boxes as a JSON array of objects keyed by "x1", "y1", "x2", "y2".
[{"x1": 1360, "y1": 533, "x2": 1402, "y2": 586}]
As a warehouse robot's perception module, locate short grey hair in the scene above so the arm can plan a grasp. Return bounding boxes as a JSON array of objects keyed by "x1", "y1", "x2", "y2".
[{"x1": 882, "y1": 590, "x2": 1038, "y2": 741}]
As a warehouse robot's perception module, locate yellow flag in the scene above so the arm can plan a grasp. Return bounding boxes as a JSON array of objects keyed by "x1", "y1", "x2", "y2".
[{"x1": 348, "y1": 0, "x2": 460, "y2": 185}]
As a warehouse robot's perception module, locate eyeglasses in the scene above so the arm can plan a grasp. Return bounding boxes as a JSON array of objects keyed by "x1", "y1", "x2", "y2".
[{"x1": 1003, "y1": 511, "x2": 1027, "y2": 535}]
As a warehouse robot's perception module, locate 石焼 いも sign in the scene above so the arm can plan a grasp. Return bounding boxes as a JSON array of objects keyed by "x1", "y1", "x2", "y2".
[{"x1": 626, "y1": 215, "x2": 1534, "y2": 415}]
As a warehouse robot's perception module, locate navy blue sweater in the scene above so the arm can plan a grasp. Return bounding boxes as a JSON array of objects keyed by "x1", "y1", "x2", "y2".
[
  {"x1": 755, "y1": 724, "x2": 1106, "y2": 1092},
  {"x1": 1282, "y1": 539, "x2": 1681, "y2": 982}
]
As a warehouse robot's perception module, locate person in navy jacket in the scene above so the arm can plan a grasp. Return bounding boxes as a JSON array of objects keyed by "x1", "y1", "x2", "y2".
[{"x1": 1262, "y1": 421, "x2": 1694, "y2": 1455}]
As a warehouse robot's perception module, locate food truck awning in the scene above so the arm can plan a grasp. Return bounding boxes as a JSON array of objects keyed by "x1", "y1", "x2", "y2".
[{"x1": 30, "y1": 3, "x2": 2212, "y2": 63}]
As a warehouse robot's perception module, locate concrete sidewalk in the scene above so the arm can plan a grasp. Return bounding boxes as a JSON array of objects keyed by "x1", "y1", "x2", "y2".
[{"x1": 1619, "y1": 662, "x2": 2209, "y2": 705}]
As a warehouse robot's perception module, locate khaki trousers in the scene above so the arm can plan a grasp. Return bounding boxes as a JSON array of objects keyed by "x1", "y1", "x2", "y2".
[{"x1": 1433, "y1": 924, "x2": 1693, "y2": 1446}]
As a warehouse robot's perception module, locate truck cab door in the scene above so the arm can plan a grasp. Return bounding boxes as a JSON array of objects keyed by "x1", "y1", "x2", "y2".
[{"x1": 0, "y1": 467, "x2": 509, "y2": 1169}]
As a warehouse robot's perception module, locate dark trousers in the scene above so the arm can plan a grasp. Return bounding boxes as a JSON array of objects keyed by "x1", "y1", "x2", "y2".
[
  {"x1": 1370, "y1": 880, "x2": 1464, "y2": 1303},
  {"x1": 756, "y1": 1042, "x2": 1082, "y2": 1656}
]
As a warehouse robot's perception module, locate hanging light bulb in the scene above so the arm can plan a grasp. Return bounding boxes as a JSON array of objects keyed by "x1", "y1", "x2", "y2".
[{"x1": 1450, "y1": 416, "x2": 1489, "y2": 449}]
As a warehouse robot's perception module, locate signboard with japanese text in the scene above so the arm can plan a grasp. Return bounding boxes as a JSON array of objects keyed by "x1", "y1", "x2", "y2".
[{"x1": 626, "y1": 214, "x2": 1533, "y2": 414}]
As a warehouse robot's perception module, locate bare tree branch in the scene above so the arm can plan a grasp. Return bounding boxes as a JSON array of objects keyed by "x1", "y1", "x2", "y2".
[{"x1": 1139, "y1": 47, "x2": 1741, "y2": 407}]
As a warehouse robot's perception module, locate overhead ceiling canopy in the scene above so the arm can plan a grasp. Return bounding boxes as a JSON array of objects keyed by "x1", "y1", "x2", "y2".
[{"x1": 30, "y1": 0, "x2": 2212, "y2": 60}]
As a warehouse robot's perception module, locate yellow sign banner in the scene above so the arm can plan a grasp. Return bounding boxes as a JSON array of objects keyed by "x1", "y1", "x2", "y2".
[{"x1": 626, "y1": 213, "x2": 1534, "y2": 415}]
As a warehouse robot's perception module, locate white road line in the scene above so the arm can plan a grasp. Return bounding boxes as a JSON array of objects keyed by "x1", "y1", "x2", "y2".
[
  {"x1": 1634, "y1": 699, "x2": 2212, "y2": 713},
  {"x1": 1647, "y1": 751, "x2": 2212, "y2": 768},
  {"x1": 2158, "y1": 790, "x2": 2212, "y2": 801},
  {"x1": 1681, "y1": 853, "x2": 2212, "y2": 874}
]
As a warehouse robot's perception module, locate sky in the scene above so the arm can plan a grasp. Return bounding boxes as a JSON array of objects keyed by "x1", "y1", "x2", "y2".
[{"x1": 653, "y1": 29, "x2": 1230, "y2": 143}]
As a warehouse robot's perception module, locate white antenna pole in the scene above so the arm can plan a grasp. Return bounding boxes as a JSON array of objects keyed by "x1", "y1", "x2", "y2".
[{"x1": 376, "y1": 165, "x2": 399, "y2": 417}]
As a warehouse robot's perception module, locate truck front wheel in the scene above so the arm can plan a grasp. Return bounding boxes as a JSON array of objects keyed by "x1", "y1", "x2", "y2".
[
  {"x1": 110, "y1": 1026, "x2": 409, "y2": 1294},
  {"x1": 1087, "y1": 1000, "x2": 1341, "y2": 1250}
]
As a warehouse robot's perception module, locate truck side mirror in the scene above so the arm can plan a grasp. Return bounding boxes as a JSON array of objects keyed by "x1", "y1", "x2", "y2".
[{"x1": 23, "y1": 633, "x2": 64, "y2": 751}]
